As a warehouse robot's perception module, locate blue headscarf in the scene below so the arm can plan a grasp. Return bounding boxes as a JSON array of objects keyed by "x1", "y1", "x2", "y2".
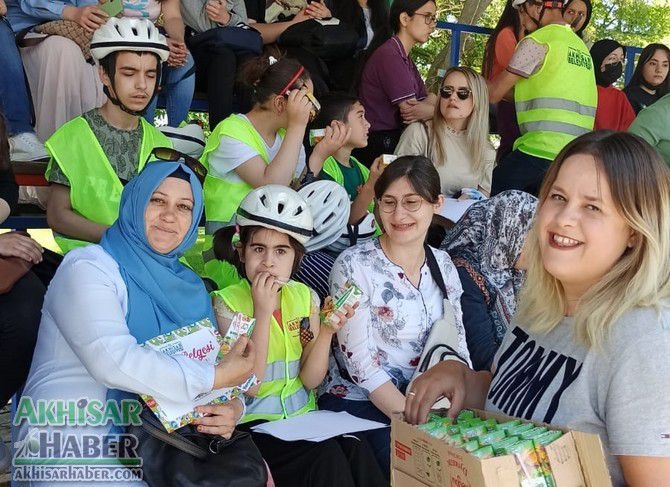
[{"x1": 100, "y1": 161, "x2": 215, "y2": 344}]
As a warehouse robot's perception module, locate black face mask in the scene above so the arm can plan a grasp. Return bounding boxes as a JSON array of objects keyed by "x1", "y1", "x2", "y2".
[{"x1": 596, "y1": 62, "x2": 623, "y2": 87}]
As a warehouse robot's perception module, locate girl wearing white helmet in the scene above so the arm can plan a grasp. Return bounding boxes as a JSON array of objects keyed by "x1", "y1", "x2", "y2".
[{"x1": 210, "y1": 184, "x2": 386, "y2": 486}]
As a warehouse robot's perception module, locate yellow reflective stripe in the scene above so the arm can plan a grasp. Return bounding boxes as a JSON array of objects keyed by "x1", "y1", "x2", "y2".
[
  {"x1": 246, "y1": 386, "x2": 311, "y2": 417},
  {"x1": 516, "y1": 97, "x2": 596, "y2": 117},
  {"x1": 518, "y1": 120, "x2": 591, "y2": 137}
]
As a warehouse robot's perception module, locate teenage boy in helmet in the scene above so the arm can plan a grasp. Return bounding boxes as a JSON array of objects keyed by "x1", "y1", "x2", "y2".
[
  {"x1": 487, "y1": 0, "x2": 596, "y2": 196},
  {"x1": 45, "y1": 17, "x2": 172, "y2": 253}
]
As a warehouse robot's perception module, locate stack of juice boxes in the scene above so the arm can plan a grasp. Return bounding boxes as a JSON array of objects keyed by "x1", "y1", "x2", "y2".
[{"x1": 417, "y1": 409, "x2": 563, "y2": 487}]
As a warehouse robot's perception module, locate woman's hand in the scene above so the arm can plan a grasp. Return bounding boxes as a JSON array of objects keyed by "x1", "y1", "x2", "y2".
[
  {"x1": 205, "y1": 0, "x2": 231, "y2": 25},
  {"x1": 214, "y1": 335, "x2": 256, "y2": 388},
  {"x1": 399, "y1": 99, "x2": 435, "y2": 124},
  {"x1": 404, "y1": 360, "x2": 469, "y2": 424},
  {"x1": 0, "y1": 0, "x2": 8, "y2": 17},
  {"x1": 285, "y1": 87, "x2": 313, "y2": 129},
  {"x1": 0, "y1": 232, "x2": 44, "y2": 264},
  {"x1": 194, "y1": 399, "x2": 243, "y2": 438},
  {"x1": 62, "y1": 5, "x2": 108, "y2": 32},
  {"x1": 304, "y1": 0, "x2": 331, "y2": 20},
  {"x1": 166, "y1": 38, "x2": 188, "y2": 67}
]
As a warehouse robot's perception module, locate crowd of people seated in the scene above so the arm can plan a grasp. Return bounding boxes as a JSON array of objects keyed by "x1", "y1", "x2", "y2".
[{"x1": 1, "y1": 0, "x2": 670, "y2": 485}]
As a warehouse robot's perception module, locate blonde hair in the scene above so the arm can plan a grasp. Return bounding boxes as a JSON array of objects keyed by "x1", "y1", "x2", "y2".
[
  {"x1": 517, "y1": 131, "x2": 670, "y2": 349},
  {"x1": 429, "y1": 66, "x2": 491, "y2": 178}
]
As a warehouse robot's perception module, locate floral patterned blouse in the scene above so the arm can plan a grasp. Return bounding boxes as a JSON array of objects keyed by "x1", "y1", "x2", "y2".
[{"x1": 321, "y1": 239, "x2": 466, "y2": 401}]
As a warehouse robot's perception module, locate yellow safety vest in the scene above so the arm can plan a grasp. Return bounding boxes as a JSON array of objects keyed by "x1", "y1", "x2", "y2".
[
  {"x1": 514, "y1": 24, "x2": 597, "y2": 160},
  {"x1": 45, "y1": 116, "x2": 171, "y2": 253},
  {"x1": 214, "y1": 279, "x2": 316, "y2": 423},
  {"x1": 200, "y1": 114, "x2": 286, "y2": 226},
  {"x1": 322, "y1": 155, "x2": 375, "y2": 214}
]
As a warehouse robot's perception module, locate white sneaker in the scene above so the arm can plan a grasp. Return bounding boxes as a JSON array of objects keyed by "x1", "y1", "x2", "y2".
[{"x1": 9, "y1": 132, "x2": 48, "y2": 161}]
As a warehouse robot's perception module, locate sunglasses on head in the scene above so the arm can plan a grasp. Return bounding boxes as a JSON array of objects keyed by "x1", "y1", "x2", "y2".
[
  {"x1": 439, "y1": 86, "x2": 472, "y2": 101},
  {"x1": 278, "y1": 66, "x2": 321, "y2": 122},
  {"x1": 148, "y1": 147, "x2": 207, "y2": 185}
]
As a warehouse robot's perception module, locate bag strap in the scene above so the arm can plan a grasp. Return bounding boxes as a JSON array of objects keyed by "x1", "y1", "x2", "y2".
[{"x1": 424, "y1": 244, "x2": 448, "y2": 299}]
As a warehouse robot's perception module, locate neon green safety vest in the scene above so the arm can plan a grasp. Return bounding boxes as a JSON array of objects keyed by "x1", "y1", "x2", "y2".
[
  {"x1": 513, "y1": 24, "x2": 597, "y2": 161},
  {"x1": 45, "y1": 116, "x2": 171, "y2": 253},
  {"x1": 322, "y1": 155, "x2": 376, "y2": 214},
  {"x1": 201, "y1": 114, "x2": 286, "y2": 226},
  {"x1": 214, "y1": 279, "x2": 316, "y2": 423}
]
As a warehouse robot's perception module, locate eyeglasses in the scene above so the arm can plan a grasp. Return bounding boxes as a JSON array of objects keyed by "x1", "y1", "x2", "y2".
[
  {"x1": 278, "y1": 66, "x2": 321, "y2": 122},
  {"x1": 413, "y1": 12, "x2": 438, "y2": 25},
  {"x1": 378, "y1": 195, "x2": 425, "y2": 213},
  {"x1": 148, "y1": 147, "x2": 208, "y2": 185},
  {"x1": 440, "y1": 86, "x2": 472, "y2": 100}
]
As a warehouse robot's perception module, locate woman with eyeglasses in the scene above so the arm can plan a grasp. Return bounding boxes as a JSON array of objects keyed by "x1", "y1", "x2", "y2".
[
  {"x1": 353, "y1": 0, "x2": 438, "y2": 167},
  {"x1": 394, "y1": 66, "x2": 495, "y2": 198},
  {"x1": 319, "y1": 156, "x2": 467, "y2": 477}
]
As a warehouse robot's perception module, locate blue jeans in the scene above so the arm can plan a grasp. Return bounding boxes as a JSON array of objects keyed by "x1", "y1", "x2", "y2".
[
  {"x1": 0, "y1": 18, "x2": 34, "y2": 135},
  {"x1": 145, "y1": 52, "x2": 195, "y2": 126},
  {"x1": 318, "y1": 393, "x2": 391, "y2": 480}
]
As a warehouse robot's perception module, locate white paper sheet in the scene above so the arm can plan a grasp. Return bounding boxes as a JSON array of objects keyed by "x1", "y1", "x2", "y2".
[
  {"x1": 438, "y1": 198, "x2": 476, "y2": 223},
  {"x1": 251, "y1": 410, "x2": 388, "y2": 442}
]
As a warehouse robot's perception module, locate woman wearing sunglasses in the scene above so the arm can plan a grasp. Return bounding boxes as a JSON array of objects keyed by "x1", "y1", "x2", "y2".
[
  {"x1": 354, "y1": 0, "x2": 438, "y2": 167},
  {"x1": 395, "y1": 67, "x2": 495, "y2": 198},
  {"x1": 319, "y1": 156, "x2": 467, "y2": 478}
]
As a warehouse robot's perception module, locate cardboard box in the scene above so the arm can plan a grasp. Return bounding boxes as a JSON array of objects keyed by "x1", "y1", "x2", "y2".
[{"x1": 391, "y1": 409, "x2": 612, "y2": 487}]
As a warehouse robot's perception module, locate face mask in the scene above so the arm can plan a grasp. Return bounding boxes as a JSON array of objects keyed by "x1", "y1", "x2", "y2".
[{"x1": 596, "y1": 62, "x2": 623, "y2": 87}]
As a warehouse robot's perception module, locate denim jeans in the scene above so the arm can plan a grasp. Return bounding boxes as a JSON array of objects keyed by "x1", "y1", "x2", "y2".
[
  {"x1": 145, "y1": 51, "x2": 196, "y2": 126},
  {"x1": 0, "y1": 17, "x2": 34, "y2": 135}
]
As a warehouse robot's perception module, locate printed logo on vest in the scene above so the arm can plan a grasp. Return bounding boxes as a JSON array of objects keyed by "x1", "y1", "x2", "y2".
[{"x1": 567, "y1": 47, "x2": 593, "y2": 70}]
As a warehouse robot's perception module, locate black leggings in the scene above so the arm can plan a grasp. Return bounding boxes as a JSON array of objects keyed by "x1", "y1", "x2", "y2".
[
  {"x1": 241, "y1": 425, "x2": 386, "y2": 487},
  {"x1": 0, "y1": 270, "x2": 45, "y2": 406}
]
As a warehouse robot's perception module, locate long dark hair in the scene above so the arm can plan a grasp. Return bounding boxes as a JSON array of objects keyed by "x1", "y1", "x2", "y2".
[
  {"x1": 624, "y1": 43, "x2": 670, "y2": 96},
  {"x1": 482, "y1": 0, "x2": 522, "y2": 79}
]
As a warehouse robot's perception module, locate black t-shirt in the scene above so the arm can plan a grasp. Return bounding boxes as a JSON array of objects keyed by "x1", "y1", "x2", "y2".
[
  {"x1": 0, "y1": 166, "x2": 18, "y2": 215},
  {"x1": 624, "y1": 84, "x2": 661, "y2": 114}
]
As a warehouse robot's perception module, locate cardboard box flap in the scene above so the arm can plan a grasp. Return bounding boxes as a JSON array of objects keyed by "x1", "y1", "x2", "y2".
[
  {"x1": 545, "y1": 432, "x2": 586, "y2": 486},
  {"x1": 571, "y1": 430, "x2": 612, "y2": 487}
]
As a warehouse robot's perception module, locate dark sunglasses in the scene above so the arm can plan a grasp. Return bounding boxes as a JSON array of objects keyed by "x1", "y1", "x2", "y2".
[
  {"x1": 148, "y1": 147, "x2": 207, "y2": 185},
  {"x1": 439, "y1": 86, "x2": 472, "y2": 101}
]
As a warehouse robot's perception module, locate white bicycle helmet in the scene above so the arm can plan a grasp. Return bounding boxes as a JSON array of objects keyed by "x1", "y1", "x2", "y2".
[
  {"x1": 298, "y1": 181, "x2": 350, "y2": 252},
  {"x1": 91, "y1": 17, "x2": 169, "y2": 62},
  {"x1": 327, "y1": 212, "x2": 378, "y2": 255},
  {"x1": 237, "y1": 185, "x2": 313, "y2": 245},
  {"x1": 158, "y1": 123, "x2": 206, "y2": 159}
]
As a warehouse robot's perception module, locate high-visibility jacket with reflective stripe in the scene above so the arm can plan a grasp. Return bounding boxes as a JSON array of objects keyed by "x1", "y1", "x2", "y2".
[
  {"x1": 200, "y1": 114, "x2": 286, "y2": 226},
  {"x1": 514, "y1": 24, "x2": 597, "y2": 160},
  {"x1": 214, "y1": 279, "x2": 316, "y2": 423},
  {"x1": 45, "y1": 116, "x2": 171, "y2": 253}
]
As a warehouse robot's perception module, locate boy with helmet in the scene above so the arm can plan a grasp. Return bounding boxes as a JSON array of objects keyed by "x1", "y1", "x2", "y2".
[
  {"x1": 487, "y1": 0, "x2": 596, "y2": 196},
  {"x1": 45, "y1": 17, "x2": 173, "y2": 253}
]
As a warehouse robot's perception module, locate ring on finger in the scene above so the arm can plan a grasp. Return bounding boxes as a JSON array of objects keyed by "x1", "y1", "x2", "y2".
[{"x1": 408, "y1": 391, "x2": 416, "y2": 397}]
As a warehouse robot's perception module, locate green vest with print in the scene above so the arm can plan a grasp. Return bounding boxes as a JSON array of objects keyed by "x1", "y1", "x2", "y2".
[
  {"x1": 514, "y1": 24, "x2": 597, "y2": 160},
  {"x1": 214, "y1": 279, "x2": 316, "y2": 423},
  {"x1": 45, "y1": 116, "x2": 171, "y2": 253},
  {"x1": 200, "y1": 114, "x2": 286, "y2": 225}
]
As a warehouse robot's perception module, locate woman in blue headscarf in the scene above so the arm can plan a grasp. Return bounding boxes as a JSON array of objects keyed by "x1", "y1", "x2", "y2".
[{"x1": 16, "y1": 162, "x2": 255, "y2": 484}]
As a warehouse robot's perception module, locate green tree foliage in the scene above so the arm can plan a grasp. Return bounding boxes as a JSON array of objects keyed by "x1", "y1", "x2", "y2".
[{"x1": 413, "y1": 0, "x2": 670, "y2": 89}]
